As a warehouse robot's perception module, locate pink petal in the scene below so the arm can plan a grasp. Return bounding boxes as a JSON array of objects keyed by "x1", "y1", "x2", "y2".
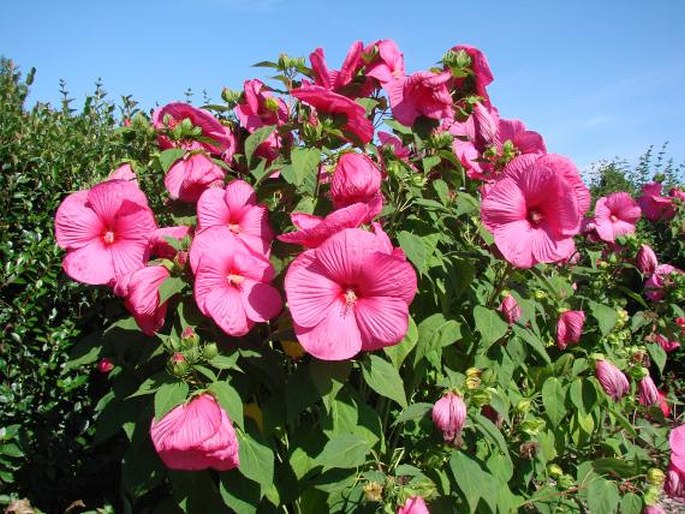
[
  {"x1": 109, "y1": 238, "x2": 148, "y2": 279},
  {"x1": 204, "y1": 287, "x2": 250, "y2": 336},
  {"x1": 358, "y1": 252, "x2": 417, "y2": 305},
  {"x1": 480, "y1": 177, "x2": 527, "y2": 231},
  {"x1": 55, "y1": 190, "x2": 104, "y2": 249},
  {"x1": 240, "y1": 279, "x2": 282, "y2": 322},
  {"x1": 294, "y1": 298, "x2": 362, "y2": 360},
  {"x1": 285, "y1": 250, "x2": 341, "y2": 328},
  {"x1": 355, "y1": 296, "x2": 409, "y2": 350},
  {"x1": 197, "y1": 187, "x2": 231, "y2": 232},
  {"x1": 316, "y1": 229, "x2": 377, "y2": 283},
  {"x1": 62, "y1": 239, "x2": 116, "y2": 285},
  {"x1": 224, "y1": 179, "x2": 258, "y2": 213}
]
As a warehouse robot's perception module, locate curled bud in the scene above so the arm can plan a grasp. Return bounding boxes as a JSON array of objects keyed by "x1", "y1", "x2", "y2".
[
  {"x1": 556, "y1": 310, "x2": 586, "y2": 350},
  {"x1": 638, "y1": 375, "x2": 660, "y2": 407},
  {"x1": 547, "y1": 464, "x2": 563, "y2": 478},
  {"x1": 97, "y1": 357, "x2": 114, "y2": 374},
  {"x1": 432, "y1": 391, "x2": 466, "y2": 445},
  {"x1": 498, "y1": 294, "x2": 521, "y2": 325},
  {"x1": 636, "y1": 244, "x2": 658, "y2": 275},
  {"x1": 595, "y1": 359, "x2": 630, "y2": 401}
]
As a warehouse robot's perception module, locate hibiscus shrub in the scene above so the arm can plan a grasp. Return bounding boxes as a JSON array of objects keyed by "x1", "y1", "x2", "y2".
[{"x1": 55, "y1": 42, "x2": 685, "y2": 514}]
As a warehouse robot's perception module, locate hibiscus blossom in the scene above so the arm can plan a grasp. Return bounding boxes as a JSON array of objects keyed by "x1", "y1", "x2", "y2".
[
  {"x1": 277, "y1": 203, "x2": 371, "y2": 248},
  {"x1": 481, "y1": 154, "x2": 586, "y2": 268},
  {"x1": 197, "y1": 179, "x2": 273, "y2": 255},
  {"x1": 153, "y1": 102, "x2": 232, "y2": 154},
  {"x1": 592, "y1": 192, "x2": 641, "y2": 242},
  {"x1": 364, "y1": 39, "x2": 405, "y2": 86},
  {"x1": 284, "y1": 227, "x2": 417, "y2": 360},
  {"x1": 150, "y1": 393, "x2": 240, "y2": 471},
  {"x1": 310, "y1": 41, "x2": 365, "y2": 93},
  {"x1": 235, "y1": 79, "x2": 288, "y2": 132},
  {"x1": 388, "y1": 71, "x2": 454, "y2": 126},
  {"x1": 114, "y1": 265, "x2": 170, "y2": 335},
  {"x1": 190, "y1": 226, "x2": 281, "y2": 336},
  {"x1": 165, "y1": 152, "x2": 225, "y2": 203},
  {"x1": 556, "y1": 310, "x2": 586, "y2": 350},
  {"x1": 638, "y1": 182, "x2": 674, "y2": 221},
  {"x1": 55, "y1": 179, "x2": 157, "y2": 285}
]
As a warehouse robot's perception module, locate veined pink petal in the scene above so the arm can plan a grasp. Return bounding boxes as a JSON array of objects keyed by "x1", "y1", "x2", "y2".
[
  {"x1": 359, "y1": 252, "x2": 417, "y2": 305},
  {"x1": 285, "y1": 250, "x2": 341, "y2": 328},
  {"x1": 240, "y1": 279, "x2": 282, "y2": 322},
  {"x1": 55, "y1": 190, "x2": 105, "y2": 249},
  {"x1": 356, "y1": 296, "x2": 409, "y2": 350},
  {"x1": 189, "y1": 226, "x2": 237, "y2": 274},
  {"x1": 204, "y1": 287, "x2": 250, "y2": 336},
  {"x1": 294, "y1": 298, "x2": 362, "y2": 360},
  {"x1": 480, "y1": 177, "x2": 528, "y2": 231},
  {"x1": 278, "y1": 203, "x2": 369, "y2": 248},
  {"x1": 671, "y1": 426, "x2": 685, "y2": 475},
  {"x1": 316, "y1": 229, "x2": 377, "y2": 283},
  {"x1": 87, "y1": 179, "x2": 149, "y2": 224},
  {"x1": 291, "y1": 212, "x2": 322, "y2": 231},
  {"x1": 197, "y1": 187, "x2": 230, "y2": 231},
  {"x1": 62, "y1": 239, "x2": 116, "y2": 285},
  {"x1": 108, "y1": 238, "x2": 149, "y2": 284}
]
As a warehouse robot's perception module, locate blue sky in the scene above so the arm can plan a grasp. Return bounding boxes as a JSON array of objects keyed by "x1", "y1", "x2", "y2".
[{"x1": 2, "y1": 0, "x2": 684, "y2": 172}]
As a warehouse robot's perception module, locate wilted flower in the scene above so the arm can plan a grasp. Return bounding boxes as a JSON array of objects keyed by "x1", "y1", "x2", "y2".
[
  {"x1": 645, "y1": 264, "x2": 683, "y2": 302},
  {"x1": 150, "y1": 393, "x2": 240, "y2": 471},
  {"x1": 654, "y1": 333, "x2": 681, "y2": 353},
  {"x1": 638, "y1": 182, "x2": 674, "y2": 221},
  {"x1": 114, "y1": 265, "x2": 170, "y2": 335},
  {"x1": 364, "y1": 39, "x2": 405, "y2": 85},
  {"x1": 153, "y1": 102, "x2": 232, "y2": 154},
  {"x1": 432, "y1": 391, "x2": 467, "y2": 444},
  {"x1": 595, "y1": 359, "x2": 630, "y2": 401},
  {"x1": 278, "y1": 203, "x2": 371, "y2": 248},
  {"x1": 235, "y1": 79, "x2": 288, "y2": 131}
]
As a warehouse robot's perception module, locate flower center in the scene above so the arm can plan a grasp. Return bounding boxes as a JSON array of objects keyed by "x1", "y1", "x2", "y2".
[
  {"x1": 610, "y1": 214, "x2": 618, "y2": 222},
  {"x1": 344, "y1": 288, "x2": 358, "y2": 306},
  {"x1": 228, "y1": 223, "x2": 241, "y2": 234},
  {"x1": 527, "y1": 208, "x2": 543, "y2": 226},
  {"x1": 227, "y1": 273, "x2": 244, "y2": 286},
  {"x1": 102, "y1": 230, "x2": 115, "y2": 245}
]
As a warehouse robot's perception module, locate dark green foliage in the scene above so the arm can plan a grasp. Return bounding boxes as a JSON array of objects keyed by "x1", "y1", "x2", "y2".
[{"x1": 0, "y1": 57, "x2": 154, "y2": 511}]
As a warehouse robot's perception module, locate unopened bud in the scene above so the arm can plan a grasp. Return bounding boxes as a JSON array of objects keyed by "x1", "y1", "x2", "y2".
[
  {"x1": 465, "y1": 376, "x2": 481, "y2": 389},
  {"x1": 469, "y1": 389, "x2": 492, "y2": 407},
  {"x1": 202, "y1": 342, "x2": 219, "y2": 361},
  {"x1": 169, "y1": 352, "x2": 189, "y2": 377},
  {"x1": 557, "y1": 474, "x2": 575, "y2": 490},
  {"x1": 180, "y1": 326, "x2": 199, "y2": 349},
  {"x1": 647, "y1": 468, "x2": 665, "y2": 486},
  {"x1": 97, "y1": 357, "x2": 114, "y2": 374},
  {"x1": 547, "y1": 464, "x2": 563, "y2": 478},
  {"x1": 465, "y1": 367, "x2": 482, "y2": 378},
  {"x1": 185, "y1": 346, "x2": 201, "y2": 364},
  {"x1": 519, "y1": 418, "x2": 545, "y2": 436},
  {"x1": 533, "y1": 290, "x2": 546, "y2": 300},
  {"x1": 515, "y1": 399, "x2": 532, "y2": 414}
]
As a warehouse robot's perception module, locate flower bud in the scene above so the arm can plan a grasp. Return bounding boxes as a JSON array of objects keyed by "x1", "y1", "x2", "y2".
[
  {"x1": 202, "y1": 342, "x2": 219, "y2": 361},
  {"x1": 647, "y1": 468, "x2": 666, "y2": 486},
  {"x1": 515, "y1": 398, "x2": 532, "y2": 415},
  {"x1": 169, "y1": 352, "x2": 189, "y2": 377},
  {"x1": 547, "y1": 464, "x2": 563, "y2": 478},
  {"x1": 185, "y1": 346, "x2": 201, "y2": 364},
  {"x1": 465, "y1": 367, "x2": 482, "y2": 378},
  {"x1": 638, "y1": 375, "x2": 660, "y2": 406},
  {"x1": 519, "y1": 418, "x2": 545, "y2": 436},
  {"x1": 97, "y1": 357, "x2": 114, "y2": 374},
  {"x1": 557, "y1": 474, "x2": 575, "y2": 490},
  {"x1": 465, "y1": 376, "x2": 481, "y2": 390},
  {"x1": 533, "y1": 290, "x2": 546, "y2": 300},
  {"x1": 363, "y1": 482, "x2": 383, "y2": 502},
  {"x1": 556, "y1": 310, "x2": 586, "y2": 350},
  {"x1": 180, "y1": 326, "x2": 200, "y2": 349},
  {"x1": 498, "y1": 294, "x2": 521, "y2": 325},
  {"x1": 469, "y1": 389, "x2": 492, "y2": 407},
  {"x1": 636, "y1": 244, "x2": 658, "y2": 275},
  {"x1": 595, "y1": 359, "x2": 630, "y2": 401},
  {"x1": 432, "y1": 391, "x2": 466, "y2": 445}
]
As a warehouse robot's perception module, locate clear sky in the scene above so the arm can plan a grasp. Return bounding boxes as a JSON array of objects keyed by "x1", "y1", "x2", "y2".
[{"x1": 2, "y1": 0, "x2": 684, "y2": 172}]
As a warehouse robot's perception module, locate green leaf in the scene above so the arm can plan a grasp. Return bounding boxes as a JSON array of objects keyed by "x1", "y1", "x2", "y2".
[
  {"x1": 449, "y1": 451, "x2": 496, "y2": 513},
  {"x1": 473, "y1": 306, "x2": 508, "y2": 350},
  {"x1": 586, "y1": 477, "x2": 620, "y2": 514},
  {"x1": 158, "y1": 276, "x2": 186, "y2": 304},
  {"x1": 209, "y1": 381, "x2": 244, "y2": 430},
  {"x1": 244, "y1": 125, "x2": 275, "y2": 165},
  {"x1": 396, "y1": 231, "x2": 440, "y2": 275},
  {"x1": 219, "y1": 471, "x2": 260, "y2": 514},
  {"x1": 361, "y1": 354, "x2": 407, "y2": 408},
  {"x1": 590, "y1": 301, "x2": 619, "y2": 336},
  {"x1": 414, "y1": 313, "x2": 461, "y2": 364},
  {"x1": 512, "y1": 325, "x2": 551, "y2": 364},
  {"x1": 127, "y1": 372, "x2": 174, "y2": 398},
  {"x1": 0, "y1": 443, "x2": 23, "y2": 458},
  {"x1": 646, "y1": 343, "x2": 667, "y2": 374},
  {"x1": 569, "y1": 378, "x2": 597, "y2": 415},
  {"x1": 384, "y1": 316, "x2": 418, "y2": 369},
  {"x1": 591, "y1": 458, "x2": 638, "y2": 478},
  {"x1": 158, "y1": 148, "x2": 185, "y2": 173},
  {"x1": 210, "y1": 353, "x2": 240, "y2": 370},
  {"x1": 238, "y1": 431, "x2": 274, "y2": 487},
  {"x1": 393, "y1": 402, "x2": 433, "y2": 425},
  {"x1": 154, "y1": 381, "x2": 189, "y2": 420},
  {"x1": 541, "y1": 377, "x2": 566, "y2": 426},
  {"x1": 314, "y1": 434, "x2": 371, "y2": 470},
  {"x1": 290, "y1": 146, "x2": 321, "y2": 194},
  {"x1": 619, "y1": 492, "x2": 642, "y2": 514}
]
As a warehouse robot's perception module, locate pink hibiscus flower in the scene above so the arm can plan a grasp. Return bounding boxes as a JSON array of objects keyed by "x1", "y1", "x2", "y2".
[
  {"x1": 432, "y1": 391, "x2": 467, "y2": 444},
  {"x1": 164, "y1": 152, "x2": 226, "y2": 203},
  {"x1": 197, "y1": 179, "x2": 273, "y2": 255},
  {"x1": 496, "y1": 118, "x2": 546, "y2": 156},
  {"x1": 556, "y1": 310, "x2": 586, "y2": 350},
  {"x1": 148, "y1": 225, "x2": 192, "y2": 260},
  {"x1": 397, "y1": 496, "x2": 429, "y2": 514},
  {"x1": 388, "y1": 71, "x2": 454, "y2": 127},
  {"x1": 592, "y1": 192, "x2": 641, "y2": 242},
  {"x1": 291, "y1": 85, "x2": 374, "y2": 144},
  {"x1": 310, "y1": 41, "x2": 365, "y2": 93},
  {"x1": 448, "y1": 44, "x2": 494, "y2": 103},
  {"x1": 638, "y1": 182, "x2": 675, "y2": 221},
  {"x1": 190, "y1": 226, "x2": 281, "y2": 336},
  {"x1": 364, "y1": 39, "x2": 405, "y2": 85},
  {"x1": 638, "y1": 374, "x2": 660, "y2": 407},
  {"x1": 153, "y1": 102, "x2": 231, "y2": 154},
  {"x1": 277, "y1": 203, "x2": 371, "y2": 248},
  {"x1": 114, "y1": 265, "x2": 170, "y2": 335},
  {"x1": 330, "y1": 153, "x2": 383, "y2": 220},
  {"x1": 645, "y1": 264, "x2": 683, "y2": 302},
  {"x1": 235, "y1": 79, "x2": 289, "y2": 132},
  {"x1": 150, "y1": 393, "x2": 240, "y2": 471},
  {"x1": 55, "y1": 179, "x2": 157, "y2": 285},
  {"x1": 108, "y1": 162, "x2": 137, "y2": 184},
  {"x1": 665, "y1": 425, "x2": 685, "y2": 502},
  {"x1": 595, "y1": 359, "x2": 629, "y2": 401},
  {"x1": 498, "y1": 294, "x2": 521, "y2": 325},
  {"x1": 480, "y1": 154, "x2": 586, "y2": 268},
  {"x1": 378, "y1": 131, "x2": 411, "y2": 162},
  {"x1": 636, "y1": 244, "x2": 658, "y2": 275},
  {"x1": 284, "y1": 227, "x2": 417, "y2": 360}
]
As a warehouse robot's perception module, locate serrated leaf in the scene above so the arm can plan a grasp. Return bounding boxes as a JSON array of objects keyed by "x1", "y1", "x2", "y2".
[
  {"x1": 314, "y1": 434, "x2": 370, "y2": 470},
  {"x1": 159, "y1": 148, "x2": 185, "y2": 173},
  {"x1": 238, "y1": 431, "x2": 274, "y2": 487},
  {"x1": 361, "y1": 354, "x2": 407, "y2": 408},
  {"x1": 154, "y1": 381, "x2": 189, "y2": 420},
  {"x1": 158, "y1": 276, "x2": 186, "y2": 304},
  {"x1": 393, "y1": 402, "x2": 433, "y2": 425},
  {"x1": 209, "y1": 381, "x2": 244, "y2": 430},
  {"x1": 542, "y1": 377, "x2": 566, "y2": 426},
  {"x1": 244, "y1": 125, "x2": 275, "y2": 165},
  {"x1": 473, "y1": 306, "x2": 508, "y2": 350}
]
